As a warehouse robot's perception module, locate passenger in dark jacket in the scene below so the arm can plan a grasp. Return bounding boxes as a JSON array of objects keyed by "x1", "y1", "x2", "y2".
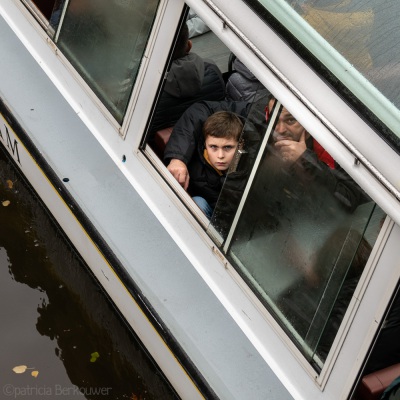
[
  {"x1": 164, "y1": 98, "x2": 254, "y2": 230},
  {"x1": 165, "y1": 94, "x2": 367, "y2": 236},
  {"x1": 149, "y1": 23, "x2": 225, "y2": 138},
  {"x1": 164, "y1": 100, "x2": 250, "y2": 189},
  {"x1": 188, "y1": 111, "x2": 243, "y2": 218},
  {"x1": 264, "y1": 97, "x2": 365, "y2": 211}
]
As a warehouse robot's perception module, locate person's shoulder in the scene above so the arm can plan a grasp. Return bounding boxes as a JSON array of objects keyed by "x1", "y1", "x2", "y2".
[
  {"x1": 171, "y1": 53, "x2": 204, "y2": 70},
  {"x1": 203, "y1": 59, "x2": 220, "y2": 72},
  {"x1": 233, "y1": 58, "x2": 258, "y2": 80}
]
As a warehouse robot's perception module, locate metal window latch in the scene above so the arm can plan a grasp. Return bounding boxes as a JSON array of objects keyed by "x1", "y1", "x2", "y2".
[{"x1": 230, "y1": 149, "x2": 248, "y2": 173}]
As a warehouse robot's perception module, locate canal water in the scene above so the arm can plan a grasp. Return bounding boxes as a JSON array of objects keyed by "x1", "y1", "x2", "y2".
[{"x1": 0, "y1": 147, "x2": 179, "y2": 399}]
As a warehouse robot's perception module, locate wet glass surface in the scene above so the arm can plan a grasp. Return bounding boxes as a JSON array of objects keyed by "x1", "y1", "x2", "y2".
[
  {"x1": 244, "y1": 0, "x2": 400, "y2": 150},
  {"x1": 0, "y1": 147, "x2": 179, "y2": 399},
  {"x1": 210, "y1": 97, "x2": 385, "y2": 370},
  {"x1": 56, "y1": 0, "x2": 160, "y2": 123}
]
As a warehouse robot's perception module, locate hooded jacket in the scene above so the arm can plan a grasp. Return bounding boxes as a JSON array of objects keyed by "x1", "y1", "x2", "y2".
[
  {"x1": 149, "y1": 53, "x2": 225, "y2": 135},
  {"x1": 187, "y1": 144, "x2": 226, "y2": 209},
  {"x1": 226, "y1": 58, "x2": 267, "y2": 102}
]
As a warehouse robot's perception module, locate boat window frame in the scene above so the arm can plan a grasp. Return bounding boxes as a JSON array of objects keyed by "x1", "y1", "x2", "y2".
[
  {"x1": 20, "y1": 0, "x2": 50, "y2": 29},
  {"x1": 7, "y1": 0, "x2": 400, "y2": 396},
  {"x1": 18, "y1": 0, "x2": 165, "y2": 137},
  {"x1": 138, "y1": 0, "x2": 398, "y2": 388}
]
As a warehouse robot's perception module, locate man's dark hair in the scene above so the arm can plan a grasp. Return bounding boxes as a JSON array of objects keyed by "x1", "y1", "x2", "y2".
[{"x1": 172, "y1": 23, "x2": 189, "y2": 61}]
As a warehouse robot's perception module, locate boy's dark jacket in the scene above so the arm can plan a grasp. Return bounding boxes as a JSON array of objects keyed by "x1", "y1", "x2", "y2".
[
  {"x1": 150, "y1": 53, "x2": 225, "y2": 134},
  {"x1": 164, "y1": 100, "x2": 260, "y2": 235},
  {"x1": 187, "y1": 144, "x2": 226, "y2": 209}
]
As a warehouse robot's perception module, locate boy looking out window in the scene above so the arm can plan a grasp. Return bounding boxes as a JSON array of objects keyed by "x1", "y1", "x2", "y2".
[{"x1": 186, "y1": 111, "x2": 243, "y2": 218}]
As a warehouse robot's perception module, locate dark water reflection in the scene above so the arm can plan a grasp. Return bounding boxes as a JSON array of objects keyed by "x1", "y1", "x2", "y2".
[{"x1": 0, "y1": 148, "x2": 179, "y2": 400}]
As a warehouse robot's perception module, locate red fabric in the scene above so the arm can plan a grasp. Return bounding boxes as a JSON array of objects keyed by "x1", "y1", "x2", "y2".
[
  {"x1": 265, "y1": 105, "x2": 270, "y2": 122},
  {"x1": 357, "y1": 363, "x2": 400, "y2": 400},
  {"x1": 313, "y1": 139, "x2": 335, "y2": 169}
]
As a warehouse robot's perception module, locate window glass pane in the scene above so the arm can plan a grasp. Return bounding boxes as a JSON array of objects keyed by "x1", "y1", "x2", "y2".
[
  {"x1": 210, "y1": 96, "x2": 384, "y2": 369},
  {"x1": 143, "y1": 10, "x2": 384, "y2": 370},
  {"x1": 244, "y1": 0, "x2": 400, "y2": 151},
  {"x1": 56, "y1": 0, "x2": 159, "y2": 123},
  {"x1": 207, "y1": 90, "x2": 270, "y2": 240}
]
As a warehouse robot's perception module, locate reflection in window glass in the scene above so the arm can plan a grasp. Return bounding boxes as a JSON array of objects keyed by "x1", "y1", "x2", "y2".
[
  {"x1": 211, "y1": 97, "x2": 384, "y2": 369},
  {"x1": 244, "y1": 0, "x2": 400, "y2": 149},
  {"x1": 57, "y1": 0, "x2": 159, "y2": 123},
  {"x1": 300, "y1": 1, "x2": 375, "y2": 74},
  {"x1": 297, "y1": 1, "x2": 400, "y2": 119}
]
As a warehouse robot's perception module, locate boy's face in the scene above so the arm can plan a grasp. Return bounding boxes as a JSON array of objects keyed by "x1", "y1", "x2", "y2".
[{"x1": 205, "y1": 136, "x2": 238, "y2": 172}]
